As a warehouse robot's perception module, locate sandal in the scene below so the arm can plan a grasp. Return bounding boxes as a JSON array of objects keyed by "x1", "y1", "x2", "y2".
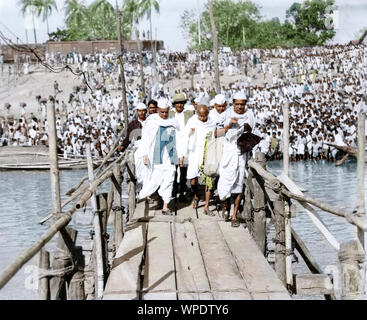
[
  {"x1": 231, "y1": 219, "x2": 240, "y2": 228},
  {"x1": 191, "y1": 198, "x2": 199, "y2": 209},
  {"x1": 162, "y1": 209, "x2": 173, "y2": 216}
]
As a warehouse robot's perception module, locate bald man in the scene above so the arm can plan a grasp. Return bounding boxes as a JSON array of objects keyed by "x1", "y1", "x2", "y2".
[{"x1": 185, "y1": 105, "x2": 216, "y2": 215}]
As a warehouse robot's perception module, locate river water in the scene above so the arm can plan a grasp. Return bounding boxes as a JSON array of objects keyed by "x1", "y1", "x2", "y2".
[{"x1": 0, "y1": 159, "x2": 364, "y2": 300}]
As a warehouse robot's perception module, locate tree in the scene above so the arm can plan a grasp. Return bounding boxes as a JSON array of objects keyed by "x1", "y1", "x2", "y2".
[
  {"x1": 19, "y1": 0, "x2": 42, "y2": 44},
  {"x1": 181, "y1": 0, "x2": 261, "y2": 50},
  {"x1": 38, "y1": 0, "x2": 58, "y2": 35},
  {"x1": 285, "y1": 0, "x2": 336, "y2": 46}
]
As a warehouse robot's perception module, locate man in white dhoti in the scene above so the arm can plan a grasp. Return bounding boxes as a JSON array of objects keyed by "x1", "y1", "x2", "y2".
[
  {"x1": 138, "y1": 98, "x2": 179, "y2": 215},
  {"x1": 216, "y1": 92, "x2": 255, "y2": 227},
  {"x1": 185, "y1": 105, "x2": 216, "y2": 215}
]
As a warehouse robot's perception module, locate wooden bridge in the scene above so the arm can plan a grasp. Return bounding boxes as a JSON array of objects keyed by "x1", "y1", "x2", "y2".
[
  {"x1": 103, "y1": 196, "x2": 290, "y2": 300},
  {"x1": 0, "y1": 103, "x2": 366, "y2": 300}
]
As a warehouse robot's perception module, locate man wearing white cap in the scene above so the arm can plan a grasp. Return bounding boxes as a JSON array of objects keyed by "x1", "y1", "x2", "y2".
[
  {"x1": 137, "y1": 98, "x2": 179, "y2": 214},
  {"x1": 216, "y1": 91, "x2": 255, "y2": 227},
  {"x1": 209, "y1": 94, "x2": 227, "y2": 125},
  {"x1": 119, "y1": 102, "x2": 147, "y2": 152}
]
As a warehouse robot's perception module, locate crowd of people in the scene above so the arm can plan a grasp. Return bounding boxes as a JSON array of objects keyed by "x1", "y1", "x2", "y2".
[
  {"x1": 1, "y1": 43, "x2": 366, "y2": 164},
  {"x1": 1, "y1": 42, "x2": 367, "y2": 226}
]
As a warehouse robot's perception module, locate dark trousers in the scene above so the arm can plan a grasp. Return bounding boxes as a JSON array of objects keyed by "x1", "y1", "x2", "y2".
[{"x1": 172, "y1": 165, "x2": 188, "y2": 197}]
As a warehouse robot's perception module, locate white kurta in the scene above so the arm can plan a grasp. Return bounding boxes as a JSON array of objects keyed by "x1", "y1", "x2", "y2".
[
  {"x1": 217, "y1": 107, "x2": 255, "y2": 201},
  {"x1": 185, "y1": 116, "x2": 216, "y2": 180},
  {"x1": 137, "y1": 114, "x2": 178, "y2": 204}
]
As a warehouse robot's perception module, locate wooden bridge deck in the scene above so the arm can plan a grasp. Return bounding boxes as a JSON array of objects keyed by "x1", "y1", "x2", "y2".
[{"x1": 103, "y1": 198, "x2": 291, "y2": 300}]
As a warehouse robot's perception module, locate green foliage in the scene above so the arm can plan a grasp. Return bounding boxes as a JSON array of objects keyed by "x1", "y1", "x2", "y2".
[{"x1": 181, "y1": 0, "x2": 336, "y2": 50}]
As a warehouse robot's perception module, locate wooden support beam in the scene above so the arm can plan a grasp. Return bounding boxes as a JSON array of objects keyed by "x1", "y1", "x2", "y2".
[
  {"x1": 111, "y1": 173, "x2": 122, "y2": 195},
  {"x1": 50, "y1": 227, "x2": 77, "y2": 300},
  {"x1": 113, "y1": 166, "x2": 124, "y2": 250},
  {"x1": 338, "y1": 240, "x2": 365, "y2": 300},
  {"x1": 37, "y1": 249, "x2": 50, "y2": 300},
  {"x1": 295, "y1": 274, "x2": 333, "y2": 296},
  {"x1": 273, "y1": 193, "x2": 286, "y2": 286},
  {"x1": 252, "y1": 152, "x2": 267, "y2": 255}
]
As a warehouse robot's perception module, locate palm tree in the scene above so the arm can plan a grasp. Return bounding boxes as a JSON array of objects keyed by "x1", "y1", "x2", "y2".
[
  {"x1": 19, "y1": 0, "x2": 42, "y2": 44},
  {"x1": 38, "y1": 0, "x2": 58, "y2": 36},
  {"x1": 89, "y1": 0, "x2": 117, "y2": 39},
  {"x1": 64, "y1": 0, "x2": 88, "y2": 40},
  {"x1": 137, "y1": 0, "x2": 160, "y2": 75}
]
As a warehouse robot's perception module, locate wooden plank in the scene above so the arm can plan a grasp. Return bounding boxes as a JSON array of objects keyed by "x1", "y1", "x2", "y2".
[
  {"x1": 177, "y1": 205, "x2": 197, "y2": 220},
  {"x1": 178, "y1": 293, "x2": 213, "y2": 300},
  {"x1": 252, "y1": 292, "x2": 291, "y2": 300},
  {"x1": 213, "y1": 291, "x2": 252, "y2": 300},
  {"x1": 142, "y1": 222, "x2": 176, "y2": 300},
  {"x1": 295, "y1": 274, "x2": 333, "y2": 296},
  {"x1": 103, "y1": 223, "x2": 147, "y2": 300},
  {"x1": 193, "y1": 220, "x2": 251, "y2": 299},
  {"x1": 130, "y1": 199, "x2": 152, "y2": 221},
  {"x1": 218, "y1": 221, "x2": 290, "y2": 298},
  {"x1": 172, "y1": 221, "x2": 211, "y2": 297}
]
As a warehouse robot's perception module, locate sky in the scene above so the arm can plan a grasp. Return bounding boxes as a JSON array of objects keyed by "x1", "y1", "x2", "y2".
[{"x1": 0, "y1": 0, "x2": 366, "y2": 51}]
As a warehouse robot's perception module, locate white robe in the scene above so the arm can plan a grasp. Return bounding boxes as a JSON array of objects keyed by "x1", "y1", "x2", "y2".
[
  {"x1": 217, "y1": 107, "x2": 255, "y2": 200},
  {"x1": 137, "y1": 114, "x2": 178, "y2": 204},
  {"x1": 185, "y1": 116, "x2": 216, "y2": 180}
]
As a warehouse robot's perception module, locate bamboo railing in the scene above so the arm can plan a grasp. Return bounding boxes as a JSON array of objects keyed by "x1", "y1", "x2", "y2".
[
  {"x1": 0, "y1": 100, "x2": 136, "y2": 300},
  {"x1": 242, "y1": 106, "x2": 366, "y2": 300}
]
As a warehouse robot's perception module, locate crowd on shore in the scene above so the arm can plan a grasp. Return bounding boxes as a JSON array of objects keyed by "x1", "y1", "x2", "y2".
[{"x1": 0, "y1": 43, "x2": 366, "y2": 164}]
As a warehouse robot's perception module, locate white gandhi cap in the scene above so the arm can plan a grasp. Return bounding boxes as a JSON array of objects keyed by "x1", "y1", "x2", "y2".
[
  {"x1": 214, "y1": 94, "x2": 226, "y2": 105},
  {"x1": 233, "y1": 92, "x2": 247, "y2": 101},
  {"x1": 157, "y1": 98, "x2": 171, "y2": 109},
  {"x1": 135, "y1": 102, "x2": 147, "y2": 110}
]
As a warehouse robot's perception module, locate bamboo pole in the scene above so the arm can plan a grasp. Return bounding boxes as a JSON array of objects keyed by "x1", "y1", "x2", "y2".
[
  {"x1": 0, "y1": 160, "x2": 126, "y2": 290},
  {"x1": 127, "y1": 150, "x2": 136, "y2": 221},
  {"x1": 40, "y1": 150, "x2": 127, "y2": 225},
  {"x1": 113, "y1": 166, "x2": 123, "y2": 251},
  {"x1": 281, "y1": 188, "x2": 366, "y2": 230},
  {"x1": 284, "y1": 199, "x2": 293, "y2": 288},
  {"x1": 47, "y1": 100, "x2": 61, "y2": 214},
  {"x1": 86, "y1": 143, "x2": 104, "y2": 299},
  {"x1": 37, "y1": 249, "x2": 50, "y2": 300},
  {"x1": 209, "y1": 0, "x2": 220, "y2": 93},
  {"x1": 283, "y1": 101, "x2": 289, "y2": 175},
  {"x1": 252, "y1": 152, "x2": 266, "y2": 254},
  {"x1": 0, "y1": 211, "x2": 73, "y2": 290},
  {"x1": 357, "y1": 112, "x2": 366, "y2": 248},
  {"x1": 274, "y1": 193, "x2": 286, "y2": 286}
]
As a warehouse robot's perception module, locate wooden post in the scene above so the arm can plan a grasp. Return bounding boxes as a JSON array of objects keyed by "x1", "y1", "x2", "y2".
[
  {"x1": 209, "y1": 0, "x2": 220, "y2": 93},
  {"x1": 49, "y1": 228, "x2": 77, "y2": 300},
  {"x1": 47, "y1": 100, "x2": 61, "y2": 215},
  {"x1": 284, "y1": 198, "x2": 293, "y2": 288},
  {"x1": 274, "y1": 192, "x2": 286, "y2": 286},
  {"x1": 113, "y1": 166, "x2": 123, "y2": 251},
  {"x1": 37, "y1": 249, "x2": 50, "y2": 300},
  {"x1": 338, "y1": 240, "x2": 365, "y2": 300},
  {"x1": 127, "y1": 150, "x2": 136, "y2": 221},
  {"x1": 68, "y1": 246, "x2": 85, "y2": 300},
  {"x1": 116, "y1": 1, "x2": 129, "y2": 130},
  {"x1": 97, "y1": 193, "x2": 109, "y2": 279},
  {"x1": 282, "y1": 101, "x2": 290, "y2": 175},
  {"x1": 357, "y1": 112, "x2": 366, "y2": 247},
  {"x1": 86, "y1": 143, "x2": 105, "y2": 299},
  {"x1": 252, "y1": 152, "x2": 266, "y2": 254}
]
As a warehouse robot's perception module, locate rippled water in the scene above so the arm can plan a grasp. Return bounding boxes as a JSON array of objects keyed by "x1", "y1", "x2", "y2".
[{"x1": 0, "y1": 159, "x2": 364, "y2": 299}]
